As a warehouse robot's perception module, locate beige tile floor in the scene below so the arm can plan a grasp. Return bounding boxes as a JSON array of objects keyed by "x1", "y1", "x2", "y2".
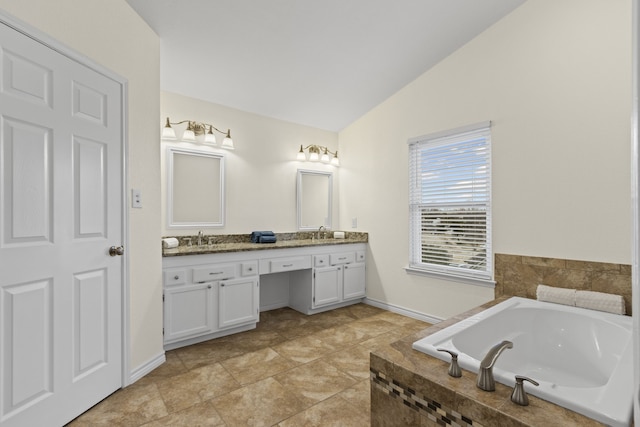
[{"x1": 68, "y1": 303, "x2": 430, "y2": 426}]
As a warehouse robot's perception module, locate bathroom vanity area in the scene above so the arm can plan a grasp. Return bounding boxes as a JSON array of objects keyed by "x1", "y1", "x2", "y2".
[{"x1": 161, "y1": 233, "x2": 367, "y2": 350}]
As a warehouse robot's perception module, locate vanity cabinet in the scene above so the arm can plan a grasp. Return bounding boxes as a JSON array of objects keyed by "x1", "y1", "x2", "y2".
[
  {"x1": 287, "y1": 247, "x2": 366, "y2": 315},
  {"x1": 162, "y1": 242, "x2": 366, "y2": 349},
  {"x1": 311, "y1": 250, "x2": 366, "y2": 309},
  {"x1": 163, "y1": 282, "x2": 215, "y2": 343},
  {"x1": 313, "y1": 265, "x2": 342, "y2": 307},
  {"x1": 162, "y1": 259, "x2": 259, "y2": 350},
  {"x1": 218, "y1": 277, "x2": 259, "y2": 329},
  {"x1": 342, "y1": 262, "x2": 366, "y2": 300}
]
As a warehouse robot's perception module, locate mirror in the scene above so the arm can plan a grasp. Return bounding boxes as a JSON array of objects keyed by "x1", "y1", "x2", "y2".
[
  {"x1": 297, "y1": 169, "x2": 332, "y2": 230},
  {"x1": 167, "y1": 147, "x2": 225, "y2": 228}
]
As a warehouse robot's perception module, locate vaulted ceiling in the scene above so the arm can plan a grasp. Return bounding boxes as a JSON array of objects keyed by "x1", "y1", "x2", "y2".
[{"x1": 127, "y1": 0, "x2": 526, "y2": 131}]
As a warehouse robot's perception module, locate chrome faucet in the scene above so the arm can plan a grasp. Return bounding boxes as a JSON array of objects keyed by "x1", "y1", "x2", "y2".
[
  {"x1": 197, "y1": 230, "x2": 203, "y2": 246},
  {"x1": 476, "y1": 340, "x2": 513, "y2": 391},
  {"x1": 317, "y1": 225, "x2": 326, "y2": 240}
]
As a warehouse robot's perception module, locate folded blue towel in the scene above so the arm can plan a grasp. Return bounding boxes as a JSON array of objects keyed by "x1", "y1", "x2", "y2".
[
  {"x1": 258, "y1": 235, "x2": 277, "y2": 243},
  {"x1": 251, "y1": 231, "x2": 275, "y2": 243}
]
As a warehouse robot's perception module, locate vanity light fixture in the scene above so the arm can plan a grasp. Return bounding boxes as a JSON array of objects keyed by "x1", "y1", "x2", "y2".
[
  {"x1": 162, "y1": 117, "x2": 234, "y2": 149},
  {"x1": 296, "y1": 144, "x2": 340, "y2": 166}
]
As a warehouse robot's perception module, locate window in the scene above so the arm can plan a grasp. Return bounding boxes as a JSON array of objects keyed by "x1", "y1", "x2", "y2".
[{"x1": 408, "y1": 122, "x2": 492, "y2": 282}]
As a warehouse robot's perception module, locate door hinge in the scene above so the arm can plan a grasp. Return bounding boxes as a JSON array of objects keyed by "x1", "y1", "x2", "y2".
[
  {"x1": 162, "y1": 293, "x2": 165, "y2": 302},
  {"x1": 313, "y1": 296, "x2": 315, "y2": 303},
  {"x1": 162, "y1": 327, "x2": 164, "y2": 335}
]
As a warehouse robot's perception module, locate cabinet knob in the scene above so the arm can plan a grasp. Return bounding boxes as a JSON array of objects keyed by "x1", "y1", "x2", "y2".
[
  {"x1": 207, "y1": 284, "x2": 212, "y2": 289},
  {"x1": 174, "y1": 275, "x2": 180, "y2": 280}
]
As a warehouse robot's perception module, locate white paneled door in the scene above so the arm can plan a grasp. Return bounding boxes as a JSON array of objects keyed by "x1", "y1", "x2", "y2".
[{"x1": 0, "y1": 21, "x2": 124, "y2": 427}]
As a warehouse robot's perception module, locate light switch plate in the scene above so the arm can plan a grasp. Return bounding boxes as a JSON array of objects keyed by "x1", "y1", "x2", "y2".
[
  {"x1": 351, "y1": 217, "x2": 358, "y2": 228},
  {"x1": 132, "y1": 189, "x2": 142, "y2": 208}
]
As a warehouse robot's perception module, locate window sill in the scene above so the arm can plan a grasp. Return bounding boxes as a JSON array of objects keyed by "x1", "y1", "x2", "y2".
[{"x1": 404, "y1": 266, "x2": 496, "y2": 288}]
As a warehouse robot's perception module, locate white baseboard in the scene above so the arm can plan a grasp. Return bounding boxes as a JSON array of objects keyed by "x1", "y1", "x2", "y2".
[
  {"x1": 364, "y1": 297, "x2": 443, "y2": 324},
  {"x1": 127, "y1": 352, "x2": 166, "y2": 386}
]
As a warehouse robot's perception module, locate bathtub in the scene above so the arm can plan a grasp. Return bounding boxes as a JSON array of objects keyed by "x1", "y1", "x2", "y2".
[{"x1": 412, "y1": 297, "x2": 633, "y2": 427}]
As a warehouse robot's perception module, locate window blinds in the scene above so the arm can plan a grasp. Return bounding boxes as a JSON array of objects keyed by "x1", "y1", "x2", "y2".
[{"x1": 408, "y1": 123, "x2": 492, "y2": 280}]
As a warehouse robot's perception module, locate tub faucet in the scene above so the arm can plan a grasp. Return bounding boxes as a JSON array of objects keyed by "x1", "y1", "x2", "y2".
[{"x1": 476, "y1": 340, "x2": 513, "y2": 391}]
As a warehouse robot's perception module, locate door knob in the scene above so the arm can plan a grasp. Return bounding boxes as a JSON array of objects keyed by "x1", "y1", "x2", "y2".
[{"x1": 109, "y1": 246, "x2": 125, "y2": 256}]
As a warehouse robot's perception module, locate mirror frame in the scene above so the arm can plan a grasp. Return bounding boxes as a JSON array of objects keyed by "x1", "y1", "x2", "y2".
[
  {"x1": 167, "y1": 146, "x2": 225, "y2": 228},
  {"x1": 297, "y1": 169, "x2": 333, "y2": 231}
]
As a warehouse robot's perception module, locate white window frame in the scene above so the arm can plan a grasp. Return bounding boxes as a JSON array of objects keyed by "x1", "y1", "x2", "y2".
[{"x1": 406, "y1": 121, "x2": 494, "y2": 287}]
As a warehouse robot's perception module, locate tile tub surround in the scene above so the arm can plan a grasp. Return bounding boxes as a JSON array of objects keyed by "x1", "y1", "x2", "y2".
[
  {"x1": 370, "y1": 298, "x2": 606, "y2": 427},
  {"x1": 494, "y1": 253, "x2": 632, "y2": 315},
  {"x1": 67, "y1": 303, "x2": 430, "y2": 426},
  {"x1": 162, "y1": 231, "x2": 369, "y2": 256}
]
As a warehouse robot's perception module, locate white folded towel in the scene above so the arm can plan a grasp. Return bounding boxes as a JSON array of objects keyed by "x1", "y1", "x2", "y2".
[
  {"x1": 536, "y1": 284, "x2": 576, "y2": 307},
  {"x1": 575, "y1": 290, "x2": 626, "y2": 315},
  {"x1": 536, "y1": 284, "x2": 625, "y2": 315},
  {"x1": 162, "y1": 237, "x2": 179, "y2": 249}
]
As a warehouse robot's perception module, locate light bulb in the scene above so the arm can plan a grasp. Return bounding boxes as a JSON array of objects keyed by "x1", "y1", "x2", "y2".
[
  {"x1": 204, "y1": 126, "x2": 217, "y2": 144},
  {"x1": 321, "y1": 150, "x2": 330, "y2": 163},
  {"x1": 162, "y1": 117, "x2": 176, "y2": 139},
  {"x1": 296, "y1": 145, "x2": 306, "y2": 161},
  {"x1": 182, "y1": 129, "x2": 196, "y2": 142},
  {"x1": 221, "y1": 129, "x2": 234, "y2": 149},
  {"x1": 162, "y1": 126, "x2": 176, "y2": 139}
]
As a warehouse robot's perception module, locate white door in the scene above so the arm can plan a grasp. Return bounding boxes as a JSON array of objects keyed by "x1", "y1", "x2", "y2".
[
  {"x1": 164, "y1": 283, "x2": 214, "y2": 343},
  {"x1": 0, "y1": 21, "x2": 124, "y2": 427},
  {"x1": 313, "y1": 266, "x2": 341, "y2": 307},
  {"x1": 218, "y1": 277, "x2": 259, "y2": 329},
  {"x1": 343, "y1": 262, "x2": 366, "y2": 300}
]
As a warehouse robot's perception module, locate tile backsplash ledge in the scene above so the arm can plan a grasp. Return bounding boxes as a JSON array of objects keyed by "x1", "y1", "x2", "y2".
[{"x1": 494, "y1": 253, "x2": 632, "y2": 315}]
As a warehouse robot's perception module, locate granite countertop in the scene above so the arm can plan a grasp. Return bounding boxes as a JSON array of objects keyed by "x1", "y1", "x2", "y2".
[
  {"x1": 162, "y1": 232, "x2": 368, "y2": 257},
  {"x1": 370, "y1": 297, "x2": 605, "y2": 426}
]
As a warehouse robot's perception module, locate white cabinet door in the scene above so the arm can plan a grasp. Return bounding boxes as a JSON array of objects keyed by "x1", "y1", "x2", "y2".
[
  {"x1": 343, "y1": 262, "x2": 366, "y2": 300},
  {"x1": 218, "y1": 277, "x2": 259, "y2": 329},
  {"x1": 313, "y1": 266, "x2": 342, "y2": 307},
  {"x1": 164, "y1": 283, "x2": 214, "y2": 342}
]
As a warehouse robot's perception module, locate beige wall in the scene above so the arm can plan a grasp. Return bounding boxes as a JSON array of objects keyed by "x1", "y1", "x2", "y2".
[
  {"x1": 161, "y1": 91, "x2": 339, "y2": 236},
  {"x1": 0, "y1": 1, "x2": 163, "y2": 375},
  {"x1": 2, "y1": 0, "x2": 631, "y2": 374},
  {"x1": 339, "y1": 0, "x2": 632, "y2": 319}
]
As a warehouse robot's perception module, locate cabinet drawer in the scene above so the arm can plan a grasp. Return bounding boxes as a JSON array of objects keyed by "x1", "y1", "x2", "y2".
[
  {"x1": 269, "y1": 256, "x2": 311, "y2": 273},
  {"x1": 330, "y1": 252, "x2": 355, "y2": 265},
  {"x1": 164, "y1": 269, "x2": 187, "y2": 286},
  {"x1": 193, "y1": 264, "x2": 236, "y2": 282},
  {"x1": 314, "y1": 255, "x2": 329, "y2": 267},
  {"x1": 241, "y1": 261, "x2": 258, "y2": 276}
]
